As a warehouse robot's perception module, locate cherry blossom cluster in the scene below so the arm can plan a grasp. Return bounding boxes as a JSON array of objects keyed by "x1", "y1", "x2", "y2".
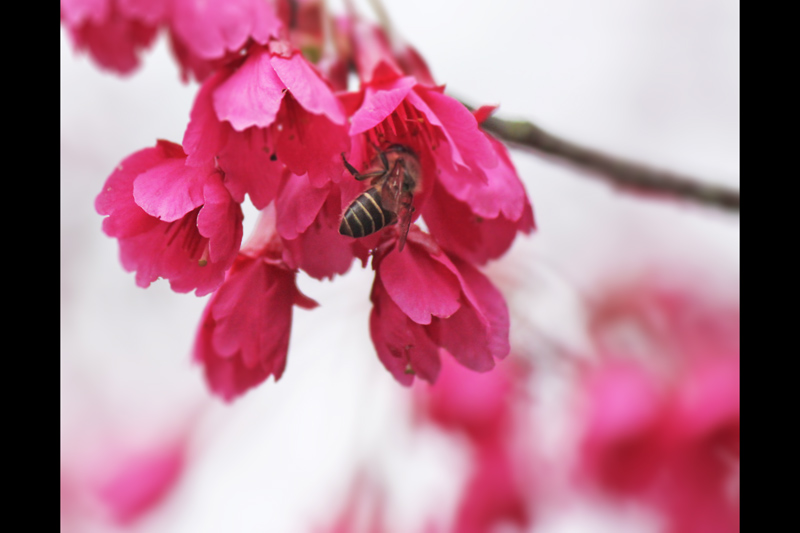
[{"x1": 65, "y1": 0, "x2": 535, "y2": 400}]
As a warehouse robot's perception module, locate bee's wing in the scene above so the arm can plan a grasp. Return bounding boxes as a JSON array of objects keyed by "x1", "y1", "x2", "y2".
[
  {"x1": 377, "y1": 160, "x2": 403, "y2": 213},
  {"x1": 376, "y1": 160, "x2": 414, "y2": 250},
  {"x1": 396, "y1": 200, "x2": 414, "y2": 252},
  {"x1": 392, "y1": 160, "x2": 415, "y2": 252}
]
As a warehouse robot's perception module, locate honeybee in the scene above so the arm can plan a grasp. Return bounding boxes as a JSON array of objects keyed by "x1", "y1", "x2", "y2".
[{"x1": 339, "y1": 144, "x2": 421, "y2": 252}]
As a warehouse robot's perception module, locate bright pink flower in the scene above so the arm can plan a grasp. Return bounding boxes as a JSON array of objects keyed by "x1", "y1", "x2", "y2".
[
  {"x1": 193, "y1": 231, "x2": 318, "y2": 401},
  {"x1": 61, "y1": 0, "x2": 159, "y2": 75},
  {"x1": 182, "y1": 42, "x2": 349, "y2": 196},
  {"x1": 95, "y1": 139, "x2": 243, "y2": 296},
  {"x1": 338, "y1": 26, "x2": 534, "y2": 264},
  {"x1": 369, "y1": 228, "x2": 510, "y2": 385}
]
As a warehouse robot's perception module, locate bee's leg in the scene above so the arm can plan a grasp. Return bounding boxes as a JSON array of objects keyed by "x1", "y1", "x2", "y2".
[
  {"x1": 377, "y1": 148, "x2": 390, "y2": 171},
  {"x1": 341, "y1": 153, "x2": 384, "y2": 181},
  {"x1": 367, "y1": 141, "x2": 389, "y2": 169}
]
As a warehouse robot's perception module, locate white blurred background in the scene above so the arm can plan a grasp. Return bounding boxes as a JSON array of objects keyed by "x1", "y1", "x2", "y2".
[{"x1": 60, "y1": 1, "x2": 739, "y2": 531}]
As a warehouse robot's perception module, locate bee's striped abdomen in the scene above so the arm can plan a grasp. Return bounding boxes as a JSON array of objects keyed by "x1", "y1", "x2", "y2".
[{"x1": 340, "y1": 188, "x2": 393, "y2": 238}]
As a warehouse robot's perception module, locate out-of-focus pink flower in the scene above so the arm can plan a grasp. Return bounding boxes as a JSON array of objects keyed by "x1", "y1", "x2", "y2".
[
  {"x1": 61, "y1": 0, "x2": 159, "y2": 75},
  {"x1": 452, "y1": 442, "x2": 532, "y2": 533},
  {"x1": 95, "y1": 442, "x2": 185, "y2": 524},
  {"x1": 369, "y1": 228, "x2": 510, "y2": 385},
  {"x1": 579, "y1": 281, "x2": 740, "y2": 533},
  {"x1": 95, "y1": 139, "x2": 243, "y2": 296},
  {"x1": 414, "y1": 351, "x2": 535, "y2": 533},
  {"x1": 193, "y1": 227, "x2": 318, "y2": 401},
  {"x1": 62, "y1": 430, "x2": 190, "y2": 530},
  {"x1": 415, "y1": 352, "x2": 515, "y2": 443},
  {"x1": 61, "y1": 0, "x2": 283, "y2": 81}
]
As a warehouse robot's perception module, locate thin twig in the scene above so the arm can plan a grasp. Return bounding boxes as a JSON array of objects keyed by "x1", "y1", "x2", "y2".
[{"x1": 470, "y1": 106, "x2": 740, "y2": 212}]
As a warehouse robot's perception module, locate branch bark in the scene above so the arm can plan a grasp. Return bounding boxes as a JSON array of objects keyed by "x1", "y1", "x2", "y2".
[{"x1": 472, "y1": 108, "x2": 740, "y2": 212}]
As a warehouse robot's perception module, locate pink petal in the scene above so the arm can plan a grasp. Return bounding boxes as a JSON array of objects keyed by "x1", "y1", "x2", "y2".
[
  {"x1": 132, "y1": 157, "x2": 209, "y2": 222},
  {"x1": 440, "y1": 135, "x2": 528, "y2": 220},
  {"x1": 282, "y1": 224, "x2": 356, "y2": 280},
  {"x1": 196, "y1": 180, "x2": 243, "y2": 264},
  {"x1": 404, "y1": 89, "x2": 466, "y2": 169},
  {"x1": 378, "y1": 240, "x2": 462, "y2": 325},
  {"x1": 273, "y1": 99, "x2": 350, "y2": 187},
  {"x1": 349, "y1": 77, "x2": 418, "y2": 135},
  {"x1": 217, "y1": 127, "x2": 282, "y2": 209},
  {"x1": 117, "y1": 212, "x2": 228, "y2": 296},
  {"x1": 276, "y1": 174, "x2": 331, "y2": 240},
  {"x1": 281, "y1": 191, "x2": 356, "y2": 280},
  {"x1": 418, "y1": 89, "x2": 498, "y2": 172},
  {"x1": 425, "y1": 256, "x2": 510, "y2": 372},
  {"x1": 194, "y1": 289, "x2": 284, "y2": 402},
  {"x1": 213, "y1": 48, "x2": 286, "y2": 131},
  {"x1": 423, "y1": 181, "x2": 534, "y2": 265},
  {"x1": 270, "y1": 53, "x2": 346, "y2": 124},
  {"x1": 209, "y1": 257, "x2": 294, "y2": 372},
  {"x1": 96, "y1": 145, "x2": 164, "y2": 238},
  {"x1": 451, "y1": 257, "x2": 511, "y2": 361},
  {"x1": 369, "y1": 280, "x2": 441, "y2": 385},
  {"x1": 183, "y1": 70, "x2": 231, "y2": 167}
]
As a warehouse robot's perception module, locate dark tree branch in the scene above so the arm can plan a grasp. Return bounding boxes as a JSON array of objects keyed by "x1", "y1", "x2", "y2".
[{"x1": 471, "y1": 107, "x2": 740, "y2": 212}]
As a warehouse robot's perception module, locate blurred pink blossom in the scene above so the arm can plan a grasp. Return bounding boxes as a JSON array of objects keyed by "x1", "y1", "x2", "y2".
[{"x1": 579, "y1": 280, "x2": 740, "y2": 533}]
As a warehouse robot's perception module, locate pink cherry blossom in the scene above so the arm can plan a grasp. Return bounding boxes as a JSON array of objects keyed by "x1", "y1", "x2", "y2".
[
  {"x1": 62, "y1": 0, "x2": 284, "y2": 80},
  {"x1": 80, "y1": 4, "x2": 535, "y2": 401},
  {"x1": 182, "y1": 43, "x2": 349, "y2": 196},
  {"x1": 61, "y1": 0, "x2": 159, "y2": 75},
  {"x1": 338, "y1": 27, "x2": 534, "y2": 264},
  {"x1": 369, "y1": 228, "x2": 510, "y2": 385},
  {"x1": 193, "y1": 230, "x2": 318, "y2": 401},
  {"x1": 95, "y1": 140, "x2": 243, "y2": 296}
]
